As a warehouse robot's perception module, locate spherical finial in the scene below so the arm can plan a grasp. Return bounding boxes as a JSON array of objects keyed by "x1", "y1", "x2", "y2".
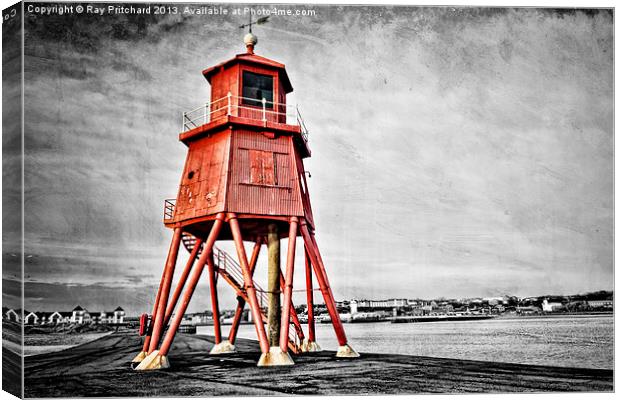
[{"x1": 244, "y1": 32, "x2": 257, "y2": 54}]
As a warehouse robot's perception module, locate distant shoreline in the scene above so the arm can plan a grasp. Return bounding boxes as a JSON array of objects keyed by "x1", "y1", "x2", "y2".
[{"x1": 496, "y1": 311, "x2": 613, "y2": 320}]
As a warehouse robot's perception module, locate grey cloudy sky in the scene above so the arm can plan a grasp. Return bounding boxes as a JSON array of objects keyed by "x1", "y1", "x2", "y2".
[{"x1": 6, "y1": 5, "x2": 613, "y2": 314}]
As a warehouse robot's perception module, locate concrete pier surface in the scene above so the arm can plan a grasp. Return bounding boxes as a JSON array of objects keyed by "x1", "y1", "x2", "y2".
[{"x1": 24, "y1": 332, "x2": 612, "y2": 397}]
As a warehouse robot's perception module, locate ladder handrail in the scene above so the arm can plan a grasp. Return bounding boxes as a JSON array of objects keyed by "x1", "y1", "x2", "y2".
[
  {"x1": 181, "y1": 234, "x2": 300, "y2": 347},
  {"x1": 213, "y1": 246, "x2": 300, "y2": 344}
]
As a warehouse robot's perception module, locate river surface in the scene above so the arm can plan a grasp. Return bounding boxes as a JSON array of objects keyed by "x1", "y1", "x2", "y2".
[{"x1": 199, "y1": 314, "x2": 613, "y2": 370}]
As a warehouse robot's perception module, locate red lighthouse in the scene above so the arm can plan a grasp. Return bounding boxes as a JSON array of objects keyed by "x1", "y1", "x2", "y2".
[{"x1": 133, "y1": 32, "x2": 359, "y2": 369}]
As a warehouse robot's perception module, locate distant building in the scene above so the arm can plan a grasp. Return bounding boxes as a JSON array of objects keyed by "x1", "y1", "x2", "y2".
[
  {"x1": 370, "y1": 299, "x2": 407, "y2": 308},
  {"x1": 183, "y1": 312, "x2": 213, "y2": 324},
  {"x1": 542, "y1": 299, "x2": 564, "y2": 313},
  {"x1": 71, "y1": 305, "x2": 91, "y2": 324},
  {"x1": 59, "y1": 312, "x2": 73, "y2": 323},
  {"x1": 98, "y1": 307, "x2": 126, "y2": 324},
  {"x1": 349, "y1": 298, "x2": 408, "y2": 313},
  {"x1": 21, "y1": 306, "x2": 129, "y2": 325},
  {"x1": 483, "y1": 297, "x2": 504, "y2": 306},
  {"x1": 492, "y1": 305, "x2": 506, "y2": 314},
  {"x1": 438, "y1": 303, "x2": 454, "y2": 314},
  {"x1": 516, "y1": 306, "x2": 541, "y2": 315},
  {"x1": 48, "y1": 311, "x2": 64, "y2": 324},
  {"x1": 587, "y1": 300, "x2": 612, "y2": 309},
  {"x1": 24, "y1": 311, "x2": 41, "y2": 325},
  {"x1": 353, "y1": 300, "x2": 371, "y2": 309},
  {"x1": 4, "y1": 308, "x2": 19, "y2": 322}
]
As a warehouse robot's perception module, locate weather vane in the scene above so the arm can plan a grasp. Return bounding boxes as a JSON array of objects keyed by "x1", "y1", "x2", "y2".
[
  {"x1": 239, "y1": 15, "x2": 270, "y2": 34},
  {"x1": 239, "y1": 15, "x2": 269, "y2": 54}
]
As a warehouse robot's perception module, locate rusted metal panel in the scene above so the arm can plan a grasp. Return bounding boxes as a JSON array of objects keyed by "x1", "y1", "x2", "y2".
[
  {"x1": 226, "y1": 129, "x2": 304, "y2": 217},
  {"x1": 293, "y1": 147, "x2": 315, "y2": 229},
  {"x1": 210, "y1": 64, "x2": 239, "y2": 121},
  {"x1": 277, "y1": 77, "x2": 287, "y2": 124},
  {"x1": 249, "y1": 149, "x2": 276, "y2": 185},
  {"x1": 174, "y1": 130, "x2": 230, "y2": 222}
]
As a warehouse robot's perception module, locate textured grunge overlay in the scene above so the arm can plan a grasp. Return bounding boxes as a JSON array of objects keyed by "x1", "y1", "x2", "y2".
[{"x1": 7, "y1": 5, "x2": 613, "y2": 315}]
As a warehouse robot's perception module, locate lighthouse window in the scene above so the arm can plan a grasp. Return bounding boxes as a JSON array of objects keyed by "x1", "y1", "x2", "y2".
[{"x1": 242, "y1": 71, "x2": 274, "y2": 109}]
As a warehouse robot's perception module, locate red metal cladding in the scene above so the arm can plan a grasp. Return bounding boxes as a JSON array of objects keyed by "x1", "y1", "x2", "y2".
[
  {"x1": 226, "y1": 129, "x2": 304, "y2": 218},
  {"x1": 203, "y1": 53, "x2": 293, "y2": 93},
  {"x1": 209, "y1": 64, "x2": 239, "y2": 121},
  {"x1": 277, "y1": 77, "x2": 287, "y2": 124},
  {"x1": 207, "y1": 61, "x2": 289, "y2": 125},
  {"x1": 294, "y1": 148, "x2": 315, "y2": 229},
  {"x1": 249, "y1": 149, "x2": 276, "y2": 185},
  {"x1": 173, "y1": 130, "x2": 230, "y2": 222}
]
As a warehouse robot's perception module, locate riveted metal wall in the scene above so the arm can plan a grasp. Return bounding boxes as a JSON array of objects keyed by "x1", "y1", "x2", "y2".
[
  {"x1": 210, "y1": 64, "x2": 240, "y2": 121},
  {"x1": 227, "y1": 129, "x2": 304, "y2": 217},
  {"x1": 174, "y1": 130, "x2": 230, "y2": 222}
]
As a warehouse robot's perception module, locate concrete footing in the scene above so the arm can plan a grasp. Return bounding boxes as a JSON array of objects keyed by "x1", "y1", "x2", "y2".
[
  {"x1": 134, "y1": 350, "x2": 170, "y2": 371},
  {"x1": 300, "y1": 339, "x2": 322, "y2": 353},
  {"x1": 210, "y1": 340, "x2": 236, "y2": 354},
  {"x1": 131, "y1": 351, "x2": 147, "y2": 364},
  {"x1": 257, "y1": 346, "x2": 295, "y2": 367},
  {"x1": 336, "y1": 344, "x2": 360, "y2": 358}
]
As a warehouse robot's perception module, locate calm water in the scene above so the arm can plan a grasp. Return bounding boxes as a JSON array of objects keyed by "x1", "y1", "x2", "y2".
[{"x1": 199, "y1": 314, "x2": 613, "y2": 369}]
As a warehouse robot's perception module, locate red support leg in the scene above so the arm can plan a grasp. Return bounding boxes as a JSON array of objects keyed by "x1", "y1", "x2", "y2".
[
  {"x1": 302, "y1": 248, "x2": 321, "y2": 352},
  {"x1": 300, "y1": 221, "x2": 359, "y2": 357},
  {"x1": 228, "y1": 213, "x2": 270, "y2": 355},
  {"x1": 147, "y1": 227, "x2": 183, "y2": 354},
  {"x1": 133, "y1": 249, "x2": 169, "y2": 363},
  {"x1": 137, "y1": 215, "x2": 225, "y2": 370},
  {"x1": 279, "y1": 217, "x2": 298, "y2": 352},
  {"x1": 278, "y1": 267, "x2": 305, "y2": 342},
  {"x1": 206, "y1": 251, "x2": 222, "y2": 344},
  {"x1": 305, "y1": 249, "x2": 316, "y2": 341},
  {"x1": 227, "y1": 299, "x2": 246, "y2": 343},
  {"x1": 228, "y1": 238, "x2": 262, "y2": 345},
  {"x1": 164, "y1": 238, "x2": 203, "y2": 326}
]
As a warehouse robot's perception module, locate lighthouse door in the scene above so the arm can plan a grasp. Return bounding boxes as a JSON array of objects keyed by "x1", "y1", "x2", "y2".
[{"x1": 249, "y1": 149, "x2": 276, "y2": 186}]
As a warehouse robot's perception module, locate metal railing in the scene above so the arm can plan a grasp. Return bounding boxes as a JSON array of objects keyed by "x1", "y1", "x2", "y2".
[
  {"x1": 214, "y1": 246, "x2": 268, "y2": 309},
  {"x1": 182, "y1": 93, "x2": 309, "y2": 142},
  {"x1": 164, "y1": 199, "x2": 176, "y2": 220}
]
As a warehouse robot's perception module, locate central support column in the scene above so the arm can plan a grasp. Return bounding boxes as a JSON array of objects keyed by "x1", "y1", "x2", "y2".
[{"x1": 266, "y1": 223, "x2": 281, "y2": 347}]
